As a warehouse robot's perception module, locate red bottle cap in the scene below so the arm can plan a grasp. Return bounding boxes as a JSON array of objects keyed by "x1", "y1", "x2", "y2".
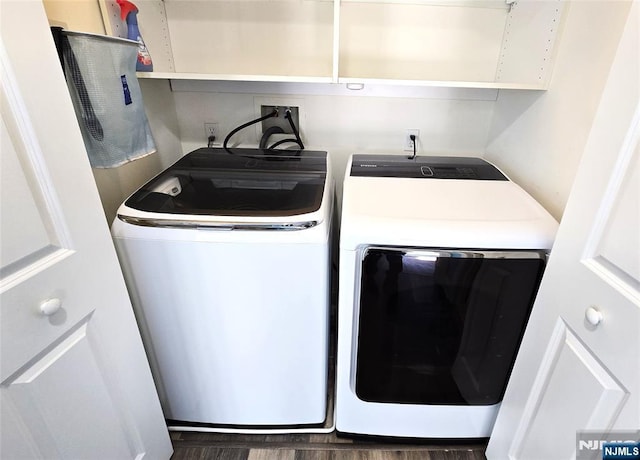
[{"x1": 116, "y1": 0, "x2": 138, "y2": 21}]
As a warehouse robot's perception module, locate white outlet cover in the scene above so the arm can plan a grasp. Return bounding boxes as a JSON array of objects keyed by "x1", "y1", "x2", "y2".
[{"x1": 404, "y1": 129, "x2": 420, "y2": 151}]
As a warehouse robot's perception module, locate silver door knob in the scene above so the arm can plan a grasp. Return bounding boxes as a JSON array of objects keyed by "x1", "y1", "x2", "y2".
[
  {"x1": 40, "y1": 298, "x2": 62, "y2": 316},
  {"x1": 585, "y1": 306, "x2": 603, "y2": 327}
]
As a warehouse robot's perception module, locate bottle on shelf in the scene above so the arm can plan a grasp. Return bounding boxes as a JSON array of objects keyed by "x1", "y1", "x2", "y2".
[{"x1": 117, "y1": 0, "x2": 153, "y2": 72}]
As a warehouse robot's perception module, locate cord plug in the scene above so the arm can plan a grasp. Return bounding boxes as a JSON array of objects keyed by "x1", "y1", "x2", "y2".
[
  {"x1": 408, "y1": 134, "x2": 417, "y2": 159},
  {"x1": 207, "y1": 135, "x2": 216, "y2": 148}
]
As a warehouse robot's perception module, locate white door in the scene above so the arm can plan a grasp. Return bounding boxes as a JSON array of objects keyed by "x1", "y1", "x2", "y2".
[
  {"x1": 0, "y1": 1, "x2": 172, "y2": 459},
  {"x1": 487, "y1": 3, "x2": 639, "y2": 460}
]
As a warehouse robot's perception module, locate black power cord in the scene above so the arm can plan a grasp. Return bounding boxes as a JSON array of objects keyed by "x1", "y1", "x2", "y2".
[
  {"x1": 268, "y1": 108, "x2": 304, "y2": 151},
  {"x1": 259, "y1": 126, "x2": 285, "y2": 149},
  {"x1": 408, "y1": 134, "x2": 417, "y2": 160},
  {"x1": 287, "y1": 109, "x2": 304, "y2": 149},
  {"x1": 222, "y1": 107, "x2": 305, "y2": 154},
  {"x1": 223, "y1": 108, "x2": 279, "y2": 153}
]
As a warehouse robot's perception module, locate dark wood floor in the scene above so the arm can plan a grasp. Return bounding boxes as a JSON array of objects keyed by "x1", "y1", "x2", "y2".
[{"x1": 169, "y1": 431, "x2": 488, "y2": 459}]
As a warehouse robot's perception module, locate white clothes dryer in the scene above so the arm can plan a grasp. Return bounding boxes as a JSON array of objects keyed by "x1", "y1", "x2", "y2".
[
  {"x1": 335, "y1": 154, "x2": 558, "y2": 439},
  {"x1": 112, "y1": 148, "x2": 333, "y2": 428}
]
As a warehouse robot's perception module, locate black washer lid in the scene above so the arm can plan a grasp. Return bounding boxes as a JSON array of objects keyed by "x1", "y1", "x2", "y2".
[
  {"x1": 350, "y1": 155, "x2": 507, "y2": 180},
  {"x1": 124, "y1": 148, "x2": 328, "y2": 217}
]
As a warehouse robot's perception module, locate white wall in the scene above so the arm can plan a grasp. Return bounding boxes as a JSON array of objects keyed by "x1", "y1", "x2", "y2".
[
  {"x1": 170, "y1": 82, "x2": 499, "y2": 198},
  {"x1": 43, "y1": 0, "x2": 105, "y2": 34},
  {"x1": 485, "y1": 0, "x2": 632, "y2": 221}
]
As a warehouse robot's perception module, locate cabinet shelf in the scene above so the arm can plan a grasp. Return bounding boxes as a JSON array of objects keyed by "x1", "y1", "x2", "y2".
[
  {"x1": 336, "y1": 77, "x2": 545, "y2": 91},
  {"x1": 101, "y1": 0, "x2": 565, "y2": 90},
  {"x1": 138, "y1": 72, "x2": 545, "y2": 91},
  {"x1": 136, "y1": 72, "x2": 334, "y2": 84}
]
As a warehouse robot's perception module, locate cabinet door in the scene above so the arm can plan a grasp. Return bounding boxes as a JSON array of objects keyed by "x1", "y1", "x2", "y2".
[
  {"x1": 0, "y1": 2, "x2": 172, "y2": 458},
  {"x1": 486, "y1": 3, "x2": 639, "y2": 459}
]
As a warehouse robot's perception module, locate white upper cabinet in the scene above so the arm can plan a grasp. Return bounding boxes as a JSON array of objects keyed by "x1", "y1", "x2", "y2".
[{"x1": 100, "y1": 0, "x2": 565, "y2": 89}]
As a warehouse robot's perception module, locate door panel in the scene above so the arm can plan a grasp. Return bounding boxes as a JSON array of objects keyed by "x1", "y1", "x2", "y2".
[
  {"x1": 509, "y1": 319, "x2": 628, "y2": 460},
  {"x1": 486, "y1": 4, "x2": 639, "y2": 458},
  {"x1": 0, "y1": 1, "x2": 172, "y2": 458},
  {"x1": 0, "y1": 55, "x2": 88, "y2": 384},
  {"x1": 589, "y1": 139, "x2": 640, "y2": 289},
  {"x1": 0, "y1": 79, "x2": 70, "y2": 282},
  {"x1": 5, "y1": 321, "x2": 135, "y2": 460},
  {"x1": 0, "y1": 116, "x2": 55, "y2": 269},
  {"x1": 1, "y1": 393, "x2": 41, "y2": 459}
]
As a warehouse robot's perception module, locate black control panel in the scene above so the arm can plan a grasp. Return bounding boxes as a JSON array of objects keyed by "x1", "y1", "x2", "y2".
[
  {"x1": 175, "y1": 148, "x2": 327, "y2": 173},
  {"x1": 350, "y1": 155, "x2": 507, "y2": 180}
]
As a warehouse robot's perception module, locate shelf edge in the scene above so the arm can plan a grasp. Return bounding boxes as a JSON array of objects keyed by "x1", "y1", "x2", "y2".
[
  {"x1": 136, "y1": 72, "x2": 547, "y2": 91},
  {"x1": 136, "y1": 72, "x2": 335, "y2": 84}
]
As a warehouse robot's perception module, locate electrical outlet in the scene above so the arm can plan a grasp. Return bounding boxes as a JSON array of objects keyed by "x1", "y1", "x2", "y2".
[
  {"x1": 404, "y1": 129, "x2": 420, "y2": 152},
  {"x1": 204, "y1": 122, "x2": 219, "y2": 137},
  {"x1": 204, "y1": 122, "x2": 220, "y2": 146},
  {"x1": 260, "y1": 105, "x2": 300, "y2": 135}
]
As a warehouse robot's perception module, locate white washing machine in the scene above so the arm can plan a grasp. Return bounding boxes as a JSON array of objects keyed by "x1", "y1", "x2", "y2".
[
  {"x1": 112, "y1": 148, "x2": 333, "y2": 428},
  {"x1": 335, "y1": 154, "x2": 558, "y2": 439}
]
